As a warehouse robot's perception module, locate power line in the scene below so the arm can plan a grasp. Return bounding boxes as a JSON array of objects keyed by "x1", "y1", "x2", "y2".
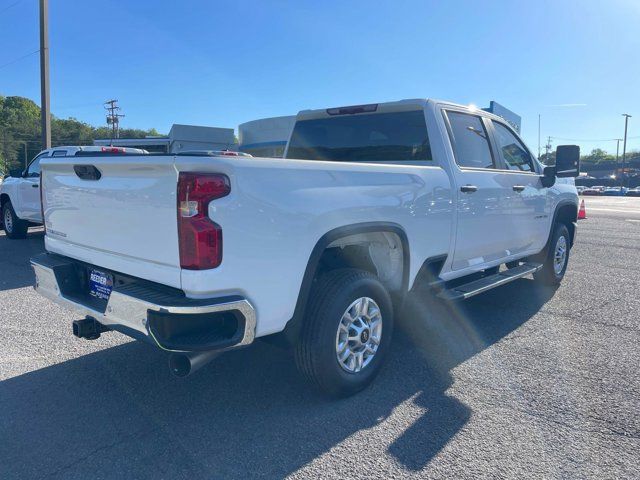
[
  {"x1": 550, "y1": 136, "x2": 640, "y2": 142},
  {"x1": 0, "y1": 48, "x2": 40, "y2": 70},
  {"x1": 0, "y1": 0, "x2": 24, "y2": 15}
]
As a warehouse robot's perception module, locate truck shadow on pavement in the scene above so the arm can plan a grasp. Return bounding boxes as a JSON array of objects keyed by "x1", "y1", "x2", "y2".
[
  {"x1": 0, "y1": 276, "x2": 556, "y2": 479},
  {"x1": 0, "y1": 229, "x2": 44, "y2": 291}
]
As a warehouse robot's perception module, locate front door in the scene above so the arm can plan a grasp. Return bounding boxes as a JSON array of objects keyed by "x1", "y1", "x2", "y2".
[
  {"x1": 488, "y1": 120, "x2": 550, "y2": 255},
  {"x1": 18, "y1": 154, "x2": 44, "y2": 222},
  {"x1": 444, "y1": 110, "x2": 513, "y2": 272}
]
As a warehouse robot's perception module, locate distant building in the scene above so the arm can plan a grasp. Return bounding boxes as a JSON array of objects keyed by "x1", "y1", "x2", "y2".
[
  {"x1": 483, "y1": 101, "x2": 522, "y2": 133},
  {"x1": 238, "y1": 115, "x2": 296, "y2": 158},
  {"x1": 94, "y1": 124, "x2": 236, "y2": 153}
]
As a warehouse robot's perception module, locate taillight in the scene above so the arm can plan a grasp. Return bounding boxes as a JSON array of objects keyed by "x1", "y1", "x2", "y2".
[
  {"x1": 177, "y1": 172, "x2": 230, "y2": 270},
  {"x1": 326, "y1": 103, "x2": 378, "y2": 115}
]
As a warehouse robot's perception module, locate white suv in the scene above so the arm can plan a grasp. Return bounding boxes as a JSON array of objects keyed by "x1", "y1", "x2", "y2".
[{"x1": 1, "y1": 146, "x2": 147, "y2": 239}]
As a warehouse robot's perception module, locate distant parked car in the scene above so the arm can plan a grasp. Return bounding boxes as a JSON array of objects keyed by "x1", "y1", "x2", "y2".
[
  {"x1": 576, "y1": 186, "x2": 587, "y2": 194},
  {"x1": 625, "y1": 187, "x2": 640, "y2": 197},
  {"x1": 602, "y1": 187, "x2": 628, "y2": 196},
  {"x1": 581, "y1": 188, "x2": 601, "y2": 196},
  {"x1": 591, "y1": 185, "x2": 606, "y2": 192}
]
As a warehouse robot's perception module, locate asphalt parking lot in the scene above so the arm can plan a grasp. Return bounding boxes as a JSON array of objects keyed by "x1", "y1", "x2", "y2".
[{"x1": 1, "y1": 197, "x2": 639, "y2": 479}]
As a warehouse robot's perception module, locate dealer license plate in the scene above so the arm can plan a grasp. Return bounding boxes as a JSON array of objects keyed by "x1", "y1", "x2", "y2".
[{"x1": 88, "y1": 269, "x2": 113, "y2": 301}]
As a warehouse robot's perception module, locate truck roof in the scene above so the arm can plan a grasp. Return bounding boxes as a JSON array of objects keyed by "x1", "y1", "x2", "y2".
[
  {"x1": 295, "y1": 98, "x2": 429, "y2": 121},
  {"x1": 295, "y1": 98, "x2": 507, "y2": 123}
]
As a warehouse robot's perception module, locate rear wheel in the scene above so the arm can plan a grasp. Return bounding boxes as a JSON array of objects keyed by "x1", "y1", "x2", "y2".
[
  {"x1": 294, "y1": 268, "x2": 394, "y2": 397},
  {"x1": 2, "y1": 200, "x2": 28, "y2": 239},
  {"x1": 534, "y1": 223, "x2": 570, "y2": 286}
]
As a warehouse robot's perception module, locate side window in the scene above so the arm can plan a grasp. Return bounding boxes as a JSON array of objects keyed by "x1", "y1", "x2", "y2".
[
  {"x1": 446, "y1": 111, "x2": 494, "y2": 169},
  {"x1": 26, "y1": 155, "x2": 45, "y2": 177},
  {"x1": 51, "y1": 150, "x2": 67, "y2": 157},
  {"x1": 492, "y1": 122, "x2": 534, "y2": 172}
]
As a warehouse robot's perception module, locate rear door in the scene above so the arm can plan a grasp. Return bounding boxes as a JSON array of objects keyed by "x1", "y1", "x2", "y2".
[
  {"x1": 443, "y1": 109, "x2": 514, "y2": 271},
  {"x1": 487, "y1": 120, "x2": 549, "y2": 255}
]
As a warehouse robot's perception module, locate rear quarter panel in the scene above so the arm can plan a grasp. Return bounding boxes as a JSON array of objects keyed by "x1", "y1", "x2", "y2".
[{"x1": 177, "y1": 156, "x2": 453, "y2": 336}]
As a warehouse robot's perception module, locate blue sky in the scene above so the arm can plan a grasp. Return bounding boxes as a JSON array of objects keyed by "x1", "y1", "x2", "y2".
[{"x1": 1, "y1": 0, "x2": 639, "y2": 155}]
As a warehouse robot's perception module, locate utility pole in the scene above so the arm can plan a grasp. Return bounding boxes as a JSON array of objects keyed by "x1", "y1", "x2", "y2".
[
  {"x1": 39, "y1": 0, "x2": 51, "y2": 149},
  {"x1": 538, "y1": 114, "x2": 541, "y2": 158},
  {"x1": 621, "y1": 114, "x2": 631, "y2": 188},
  {"x1": 615, "y1": 138, "x2": 622, "y2": 184},
  {"x1": 104, "y1": 99, "x2": 122, "y2": 141},
  {"x1": 545, "y1": 136, "x2": 552, "y2": 164},
  {"x1": 104, "y1": 99, "x2": 125, "y2": 143}
]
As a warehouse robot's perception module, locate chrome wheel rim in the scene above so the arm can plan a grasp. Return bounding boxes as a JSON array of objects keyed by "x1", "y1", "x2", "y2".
[
  {"x1": 553, "y1": 235, "x2": 567, "y2": 276},
  {"x1": 335, "y1": 297, "x2": 382, "y2": 373},
  {"x1": 3, "y1": 207, "x2": 12, "y2": 233}
]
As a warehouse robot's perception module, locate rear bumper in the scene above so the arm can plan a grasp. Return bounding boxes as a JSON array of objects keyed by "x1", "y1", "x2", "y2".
[{"x1": 30, "y1": 253, "x2": 256, "y2": 353}]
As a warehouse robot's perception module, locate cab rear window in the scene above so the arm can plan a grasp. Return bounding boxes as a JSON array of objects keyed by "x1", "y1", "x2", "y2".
[{"x1": 286, "y1": 111, "x2": 432, "y2": 162}]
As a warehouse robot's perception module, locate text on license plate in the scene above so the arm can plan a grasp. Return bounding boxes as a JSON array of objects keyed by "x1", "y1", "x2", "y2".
[{"x1": 89, "y1": 269, "x2": 113, "y2": 301}]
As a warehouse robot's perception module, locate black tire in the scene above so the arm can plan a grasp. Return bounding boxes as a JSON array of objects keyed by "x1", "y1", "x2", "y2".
[
  {"x1": 533, "y1": 223, "x2": 570, "y2": 286},
  {"x1": 294, "y1": 268, "x2": 394, "y2": 398},
  {"x1": 2, "y1": 200, "x2": 28, "y2": 239}
]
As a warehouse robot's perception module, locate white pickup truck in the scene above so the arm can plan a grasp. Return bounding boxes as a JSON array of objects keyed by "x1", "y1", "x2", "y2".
[
  {"x1": 31, "y1": 99, "x2": 580, "y2": 397},
  {"x1": 1, "y1": 146, "x2": 146, "y2": 238}
]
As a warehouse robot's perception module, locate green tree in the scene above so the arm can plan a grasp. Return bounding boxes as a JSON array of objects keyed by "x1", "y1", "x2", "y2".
[
  {"x1": 583, "y1": 148, "x2": 615, "y2": 165},
  {"x1": 0, "y1": 94, "x2": 163, "y2": 175}
]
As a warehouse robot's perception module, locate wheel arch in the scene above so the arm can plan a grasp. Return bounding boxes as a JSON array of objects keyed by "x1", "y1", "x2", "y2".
[
  {"x1": 1, "y1": 193, "x2": 12, "y2": 223},
  {"x1": 0, "y1": 192, "x2": 11, "y2": 209},
  {"x1": 281, "y1": 222, "x2": 410, "y2": 345},
  {"x1": 550, "y1": 200, "x2": 578, "y2": 249}
]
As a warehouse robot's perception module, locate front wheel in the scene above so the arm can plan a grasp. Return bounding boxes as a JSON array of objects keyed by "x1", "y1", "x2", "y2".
[
  {"x1": 2, "y1": 200, "x2": 28, "y2": 239},
  {"x1": 294, "y1": 268, "x2": 394, "y2": 397},
  {"x1": 534, "y1": 223, "x2": 570, "y2": 286}
]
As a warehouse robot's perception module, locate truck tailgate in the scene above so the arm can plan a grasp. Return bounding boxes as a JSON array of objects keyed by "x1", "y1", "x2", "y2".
[{"x1": 41, "y1": 155, "x2": 182, "y2": 288}]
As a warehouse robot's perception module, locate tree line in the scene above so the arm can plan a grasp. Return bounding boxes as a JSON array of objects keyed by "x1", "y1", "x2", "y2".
[
  {"x1": 2, "y1": 94, "x2": 638, "y2": 176},
  {"x1": 1, "y1": 95, "x2": 161, "y2": 175},
  {"x1": 541, "y1": 147, "x2": 640, "y2": 173}
]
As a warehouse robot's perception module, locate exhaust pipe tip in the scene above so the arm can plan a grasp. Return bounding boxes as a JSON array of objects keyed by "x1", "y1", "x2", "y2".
[
  {"x1": 169, "y1": 350, "x2": 221, "y2": 378},
  {"x1": 169, "y1": 354, "x2": 192, "y2": 378}
]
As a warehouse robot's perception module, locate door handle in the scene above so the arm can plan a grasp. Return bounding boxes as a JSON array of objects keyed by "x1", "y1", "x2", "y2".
[
  {"x1": 512, "y1": 185, "x2": 525, "y2": 192},
  {"x1": 460, "y1": 185, "x2": 478, "y2": 193},
  {"x1": 32, "y1": 184, "x2": 40, "y2": 188}
]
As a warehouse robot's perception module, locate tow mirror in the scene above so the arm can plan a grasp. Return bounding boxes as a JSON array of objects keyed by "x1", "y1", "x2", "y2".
[
  {"x1": 555, "y1": 145, "x2": 580, "y2": 178},
  {"x1": 8, "y1": 168, "x2": 24, "y2": 178}
]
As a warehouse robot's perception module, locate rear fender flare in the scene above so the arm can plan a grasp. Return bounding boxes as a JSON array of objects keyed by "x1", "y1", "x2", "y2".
[{"x1": 283, "y1": 222, "x2": 410, "y2": 343}]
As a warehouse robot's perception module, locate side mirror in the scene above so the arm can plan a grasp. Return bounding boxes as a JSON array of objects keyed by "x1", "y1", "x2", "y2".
[
  {"x1": 541, "y1": 166, "x2": 556, "y2": 187},
  {"x1": 555, "y1": 145, "x2": 580, "y2": 177},
  {"x1": 8, "y1": 169, "x2": 24, "y2": 178}
]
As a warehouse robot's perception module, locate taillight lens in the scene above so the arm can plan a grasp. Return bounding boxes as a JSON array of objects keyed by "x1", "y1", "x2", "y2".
[{"x1": 177, "y1": 173, "x2": 230, "y2": 270}]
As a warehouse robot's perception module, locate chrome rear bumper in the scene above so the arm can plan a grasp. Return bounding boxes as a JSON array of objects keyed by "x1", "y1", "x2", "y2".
[{"x1": 31, "y1": 253, "x2": 256, "y2": 352}]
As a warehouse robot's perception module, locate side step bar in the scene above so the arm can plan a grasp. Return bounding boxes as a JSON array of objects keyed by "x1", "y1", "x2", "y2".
[{"x1": 438, "y1": 262, "x2": 543, "y2": 301}]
